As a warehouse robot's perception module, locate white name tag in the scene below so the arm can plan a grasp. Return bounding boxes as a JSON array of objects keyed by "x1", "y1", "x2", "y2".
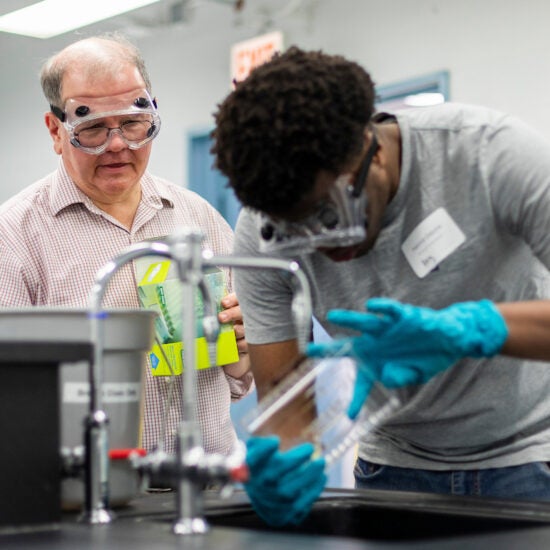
[
  {"x1": 401, "y1": 208, "x2": 465, "y2": 278},
  {"x1": 63, "y1": 382, "x2": 141, "y2": 404}
]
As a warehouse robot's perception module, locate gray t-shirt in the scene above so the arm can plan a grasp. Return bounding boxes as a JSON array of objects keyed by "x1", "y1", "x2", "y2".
[{"x1": 234, "y1": 102, "x2": 550, "y2": 469}]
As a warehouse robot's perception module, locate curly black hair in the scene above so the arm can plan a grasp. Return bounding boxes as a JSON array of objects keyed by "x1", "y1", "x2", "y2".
[{"x1": 211, "y1": 46, "x2": 376, "y2": 215}]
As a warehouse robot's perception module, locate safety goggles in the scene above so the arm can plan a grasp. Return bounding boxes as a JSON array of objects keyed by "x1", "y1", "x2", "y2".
[
  {"x1": 258, "y1": 134, "x2": 378, "y2": 255},
  {"x1": 51, "y1": 89, "x2": 161, "y2": 155}
]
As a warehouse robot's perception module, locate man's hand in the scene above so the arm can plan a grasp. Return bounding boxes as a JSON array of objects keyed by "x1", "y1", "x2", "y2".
[
  {"x1": 219, "y1": 292, "x2": 250, "y2": 377},
  {"x1": 219, "y1": 292, "x2": 248, "y2": 355}
]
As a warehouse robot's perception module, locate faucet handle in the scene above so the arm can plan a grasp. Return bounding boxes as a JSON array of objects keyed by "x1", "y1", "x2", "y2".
[
  {"x1": 214, "y1": 456, "x2": 249, "y2": 499},
  {"x1": 228, "y1": 462, "x2": 249, "y2": 484}
]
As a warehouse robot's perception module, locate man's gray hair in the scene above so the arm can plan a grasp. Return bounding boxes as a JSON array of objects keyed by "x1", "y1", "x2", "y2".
[{"x1": 40, "y1": 32, "x2": 153, "y2": 109}]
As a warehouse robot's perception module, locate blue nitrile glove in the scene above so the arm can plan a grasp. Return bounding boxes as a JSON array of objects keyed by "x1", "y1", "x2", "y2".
[
  {"x1": 307, "y1": 298, "x2": 509, "y2": 419},
  {"x1": 244, "y1": 435, "x2": 327, "y2": 527}
]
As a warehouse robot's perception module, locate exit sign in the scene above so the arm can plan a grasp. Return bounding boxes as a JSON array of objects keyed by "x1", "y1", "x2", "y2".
[{"x1": 230, "y1": 30, "x2": 284, "y2": 85}]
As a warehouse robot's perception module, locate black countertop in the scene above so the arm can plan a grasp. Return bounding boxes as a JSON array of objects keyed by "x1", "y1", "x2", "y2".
[{"x1": 4, "y1": 488, "x2": 550, "y2": 549}]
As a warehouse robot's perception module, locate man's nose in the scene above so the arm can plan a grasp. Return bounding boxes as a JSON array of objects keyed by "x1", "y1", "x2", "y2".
[{"x1": 105, "y1": 128, "x2": 128, "y2": 152}]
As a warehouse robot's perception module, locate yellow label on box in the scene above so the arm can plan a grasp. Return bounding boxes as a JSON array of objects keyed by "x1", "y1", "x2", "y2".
[
  {"x1": 140, "y1": 260, "x2": 172, "y2": 285},
  {"x1": 148, "y1": 331, "x2": 239, "y2": 375}
]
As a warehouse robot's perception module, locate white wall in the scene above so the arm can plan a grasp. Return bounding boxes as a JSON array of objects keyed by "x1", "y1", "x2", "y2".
[{"x1": 2, "y1": 0, "x2": 550, "y2": 203}]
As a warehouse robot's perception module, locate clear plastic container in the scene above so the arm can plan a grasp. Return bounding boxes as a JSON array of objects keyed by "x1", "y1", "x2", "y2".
[{"x1": 242, "y1": 355, "x2": 400, "y2": 467}]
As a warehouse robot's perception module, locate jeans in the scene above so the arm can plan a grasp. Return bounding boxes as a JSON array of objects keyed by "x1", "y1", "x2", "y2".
[{"x1": 354, "y1": 458, "x2": 550, "y2": 501}]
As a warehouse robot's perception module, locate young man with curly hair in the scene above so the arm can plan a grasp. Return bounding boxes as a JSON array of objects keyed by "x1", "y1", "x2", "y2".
[{"x1": 211, "y1": 46, "x2": 550, "y2": 525}]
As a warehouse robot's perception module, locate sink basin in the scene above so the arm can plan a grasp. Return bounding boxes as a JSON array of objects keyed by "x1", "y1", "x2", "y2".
[{"x1": 202, "y1": 489, "x2": 550, "y2": 542}]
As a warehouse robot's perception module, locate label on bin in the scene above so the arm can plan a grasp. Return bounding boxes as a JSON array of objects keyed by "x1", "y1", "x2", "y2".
[{"x1": 63, "y1": 382, "x2": 141, "y2": 403}]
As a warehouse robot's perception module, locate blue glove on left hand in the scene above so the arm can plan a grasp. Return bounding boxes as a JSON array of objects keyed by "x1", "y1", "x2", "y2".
[
  {"x1": 244, "y1": 435, "x2": 327, "y2": 527},
  {"x1": 307, "y1": 298, "x2": 508, "y2": 419}
]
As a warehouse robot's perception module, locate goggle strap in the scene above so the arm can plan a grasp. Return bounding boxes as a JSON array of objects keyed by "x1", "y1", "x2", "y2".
[
  {"x1": 352, "y1": 133, "x2": 379, "y2": 197},
  {"x1": 50, "y1": 105, "x2": 66, "y2": 122}
]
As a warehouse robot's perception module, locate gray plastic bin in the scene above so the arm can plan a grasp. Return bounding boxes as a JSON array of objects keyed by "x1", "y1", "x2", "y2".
[{"x1": 0, "y1": 308, "x2": 156, "y2": 511}]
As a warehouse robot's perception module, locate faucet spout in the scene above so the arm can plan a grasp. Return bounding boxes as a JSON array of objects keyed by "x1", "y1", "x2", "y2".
[{"x1": 201, "y1": 255, "x2": 313, "y2": 352}]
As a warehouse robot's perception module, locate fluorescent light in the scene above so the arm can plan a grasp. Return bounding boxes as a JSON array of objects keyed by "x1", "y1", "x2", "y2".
[
  {"x1": 403, "y1": 93, "x2": 445, "y2": 107},
  {"x1": 0, "y1": 0, "x2": 163, "y2": 39}
]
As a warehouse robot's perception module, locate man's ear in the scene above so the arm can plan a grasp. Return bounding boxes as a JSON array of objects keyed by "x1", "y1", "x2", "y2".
[{"x1": 44, "y1": 111, "x2": 63, "y2": 155}]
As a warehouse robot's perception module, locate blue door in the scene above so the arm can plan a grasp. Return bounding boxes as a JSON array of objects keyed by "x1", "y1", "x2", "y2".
[{"x1": 188, "y1": 131, "x2": 242, "y2": 229}]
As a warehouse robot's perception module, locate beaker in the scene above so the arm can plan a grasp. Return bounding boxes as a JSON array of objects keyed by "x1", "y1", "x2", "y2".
[{"x1": 242, "y1": 355, "x2": 400, "y2": 467}]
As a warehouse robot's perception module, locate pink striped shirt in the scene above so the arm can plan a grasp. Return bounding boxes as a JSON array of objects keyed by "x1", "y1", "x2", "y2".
[{"x1": 0, "y1": 160, "x2": 253, "y2": 454}]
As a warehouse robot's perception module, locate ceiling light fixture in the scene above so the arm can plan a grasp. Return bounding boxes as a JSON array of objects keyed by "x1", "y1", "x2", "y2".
[{"x1": 0, "y1": 0, "x2": 163, "y2": 39}]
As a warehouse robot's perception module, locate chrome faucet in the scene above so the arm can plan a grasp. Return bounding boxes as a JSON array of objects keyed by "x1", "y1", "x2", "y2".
[
  {"x1": 82, "y1": 240, "x2": 172, "y2": 524},
  {"x1": 83, "y1": 227, "x2": 312, "y2": 533}
]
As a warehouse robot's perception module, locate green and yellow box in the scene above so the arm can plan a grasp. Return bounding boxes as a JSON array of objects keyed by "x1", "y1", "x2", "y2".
[{"x1": 135, "y1": 255, "x2": 239, "y2": 376}]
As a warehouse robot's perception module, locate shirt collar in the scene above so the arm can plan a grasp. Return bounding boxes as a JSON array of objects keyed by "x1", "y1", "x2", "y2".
[{"x1": 49, "y1": 159, "x2": 175, "y2": 215}]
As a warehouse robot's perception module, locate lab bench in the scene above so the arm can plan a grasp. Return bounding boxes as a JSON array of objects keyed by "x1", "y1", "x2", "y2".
[{"x1": 4, "y1": 488, "x2": 550, "y2": 549}]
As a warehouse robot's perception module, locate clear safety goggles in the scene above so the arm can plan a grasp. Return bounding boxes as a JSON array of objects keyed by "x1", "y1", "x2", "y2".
[
  {"x1": 258, "y1": 134, "x2": 378, "y2": 255},
  {"x1": 51, "y1": 89, "x2": 161, "y2": 155}
]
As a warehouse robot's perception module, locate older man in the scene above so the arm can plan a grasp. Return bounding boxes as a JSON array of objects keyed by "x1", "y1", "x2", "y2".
[{"x1": 0, "y1": 34, "x2": 252, "y2": 456}]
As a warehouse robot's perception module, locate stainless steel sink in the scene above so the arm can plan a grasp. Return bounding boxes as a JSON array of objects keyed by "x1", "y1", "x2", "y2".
[{"x1": 202, "y1": 489, "x2": 550, "y2": 541}]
